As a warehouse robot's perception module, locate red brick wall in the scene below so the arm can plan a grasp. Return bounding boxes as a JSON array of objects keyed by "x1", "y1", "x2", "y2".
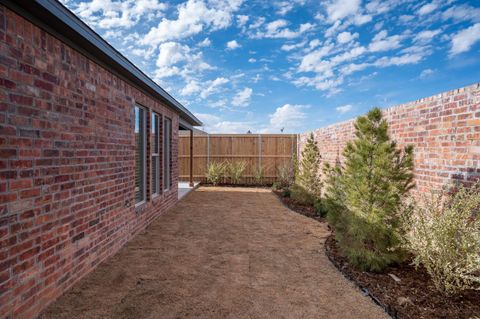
[
  {"x1": 0, "y1": 6, "x2": 180, "y2": 319},
  {"x1": 299, "y1": 83, "x2": 480, "y2": 197}
]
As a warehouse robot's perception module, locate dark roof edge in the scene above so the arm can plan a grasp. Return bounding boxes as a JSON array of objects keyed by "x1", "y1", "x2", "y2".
[{"x1": 1, "y1": 0, "x2": 202, "y2": 126}]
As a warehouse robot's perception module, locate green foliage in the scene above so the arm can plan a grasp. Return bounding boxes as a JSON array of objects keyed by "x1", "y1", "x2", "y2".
[
  {"x1": 206, "y1": 161, "x2": 226, "y2": 186},
  {"x1": 290, "y1": 184, "x2": 315, "y2": 206},
  {"x1": 404, "y1": 182, "x2": 480, "y2": 295},
  {"x1": 297, "y1": 133, "x2": 322, "y2": 197},
  {"x1": 324, "y1": 107, "x2": 415, "y2": 272},
  {"x1": 314, "y1": 199, "x2": 328, "y2": 217},
  {"x1": 252, "y1": 165, "x2": 264, "y2": 185},
  {"x1": 277, "y1": 162, "x2": 295, "y2": 188},
  {"x1": 271, "y1": 182, "x2": 281, "y2": 191},
  {"x1": 226, "y1": 161, "x2": 247, "y2": 184}
]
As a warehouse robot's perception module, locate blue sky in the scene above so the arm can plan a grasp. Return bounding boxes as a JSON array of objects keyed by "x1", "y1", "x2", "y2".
[{"x1": 60, "y1": 0, "x2": 480, "y2": 133}]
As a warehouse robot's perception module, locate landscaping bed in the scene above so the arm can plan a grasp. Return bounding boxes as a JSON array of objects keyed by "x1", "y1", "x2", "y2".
[
  {"x1": 272, "y1": 189, "x2": 325, "y2": 222},
  {"x1": 273, "y1": 188, "x2": 480, "y2": 319},
  {"x1": 324, "y1": 234, "x2": 480, "y2": 319}
]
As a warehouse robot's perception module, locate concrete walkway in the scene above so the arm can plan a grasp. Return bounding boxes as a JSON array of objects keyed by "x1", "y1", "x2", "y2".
[{"x1": 41, "y1": 187, "x2": 389, "y2": 319}]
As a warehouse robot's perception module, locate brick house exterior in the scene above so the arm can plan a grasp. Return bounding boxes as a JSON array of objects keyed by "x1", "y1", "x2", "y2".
[{"x1": 0, "y1": 1, "x2": 201, "y2": 318}]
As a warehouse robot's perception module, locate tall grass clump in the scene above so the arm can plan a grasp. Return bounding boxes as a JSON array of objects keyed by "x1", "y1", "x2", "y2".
[
  {"x1": 324, "y1": 107, "x2": 414, "y2": 272},
  {"x1": 226, "y1": 161, "x2": 247, "y2": 184},
  {"x1": 206, "y1": 161, "x2": 226, "y2": 186},
  {"x1": 404, "y1": 182, "x2": 480, "y2": 295}
]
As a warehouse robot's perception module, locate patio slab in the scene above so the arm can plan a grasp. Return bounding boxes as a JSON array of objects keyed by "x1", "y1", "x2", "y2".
[{"x1": 41, "y1": 187, "x2": 389, "y2": 319}]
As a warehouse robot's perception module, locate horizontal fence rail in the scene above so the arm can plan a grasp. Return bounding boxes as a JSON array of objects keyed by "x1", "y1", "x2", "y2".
[{"x1": 179, "y1": 134, "x2": 298, "y2": 184}]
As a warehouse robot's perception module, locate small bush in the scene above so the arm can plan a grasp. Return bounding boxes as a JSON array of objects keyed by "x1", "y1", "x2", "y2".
[
  {"x1": 290, "y1": 184, "x2": 315, "y2": 206},
  {"x1": 226, "y1": 161, "x2": 247, "y2": 184},
  {"x1": 314, "y1": 199, "x2": 328, "y2": 217},
  {"x1": 277, "y1": 162, "x2": 294, "y2": 188},
  {"x1": 206, "y1": 161, "x2": 226, "y2": 186},
  {"x1": 252, "y1": 166, "x2": 264, "y2": 185},
  {"x1": 404, "y1": 182, "x2": 480, "y2": 295},
  {"x1": 271, "y1": 182, "x2": 281, "y2": 191},
  {"x1": 297, "y1": 133, "x2": 322, "y2": 197}
]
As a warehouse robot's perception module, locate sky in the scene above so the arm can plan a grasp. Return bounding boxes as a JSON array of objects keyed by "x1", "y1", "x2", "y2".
[{"x1": 60, "y1": 0, "x2": 480, "y2": 133}]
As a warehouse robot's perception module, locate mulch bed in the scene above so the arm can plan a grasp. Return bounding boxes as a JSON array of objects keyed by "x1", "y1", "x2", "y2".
[
  {"x1": 272, "y1": 189, "x2": 325, "y2": 222},
  {"x1": 272, "y1": 189, "x2": 480, "y2": 319},
  {"x1": 324, "y1": 234, "x2": 480, "y2": 319}
]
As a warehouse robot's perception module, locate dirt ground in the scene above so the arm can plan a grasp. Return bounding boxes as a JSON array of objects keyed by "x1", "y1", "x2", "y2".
[{"x1": 41, "y1": 187, "x2": 389, "y2": 319}]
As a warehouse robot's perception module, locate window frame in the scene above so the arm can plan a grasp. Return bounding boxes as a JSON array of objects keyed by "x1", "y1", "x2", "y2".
[
  {"x1": 151, "y1": 112, "x2": 161, "y2": 197},
  {"x1": 163, "y1": 117, "x2": 172, "y2": 192},
  {"x1": 134, "y1": 105, "x2": 147, "y2": 206}
]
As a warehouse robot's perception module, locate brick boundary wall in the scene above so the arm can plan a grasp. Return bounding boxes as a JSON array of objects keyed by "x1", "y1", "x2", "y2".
[
  {"x1": 0, "y1": 6, "x2": 180, "y2": 319},
  {"x1": 299, "y1": 83, "x2": 480, "y2": 197}
]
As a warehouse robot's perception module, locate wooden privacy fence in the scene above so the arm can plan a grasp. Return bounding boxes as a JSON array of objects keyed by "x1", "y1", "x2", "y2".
[{"x1": 179, "y1": 134, "x2": 298, "y2": 184}]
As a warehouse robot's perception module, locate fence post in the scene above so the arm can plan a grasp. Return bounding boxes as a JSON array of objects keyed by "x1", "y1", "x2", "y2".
[{"x1": 207, "y1": 134, "x2": 210, "y2": 167}]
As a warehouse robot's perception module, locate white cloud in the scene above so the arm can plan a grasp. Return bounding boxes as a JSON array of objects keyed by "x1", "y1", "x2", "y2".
[
  {"x1": 336, "y1": 104, "x2": 352, "y2": 113},
  {"x1": 281, "y1": 41, "x2": 307, "y2": 51},
  {"x1": 369, "y1": 30, "x2": 402, "y2": 52},
  {"x1": 237, "y1": 15, "x2": 249, "y2": 27},
  {"x1": 141, "y1": 0, "x2": 242, "y2": 46},
  {"x1": 248, "y1": 58, "x2": 257, "y2": 63},
  {"x1": 198, "y1": 38, "x2": 211, "y2": 47},
  {"x1": 232, "y1": 87, "x2": 253, "y2": 107},
  {"x1": 200, "y1": 77, "x2": 229, "y2": 98},
  {"x1": 253, "y1": 19, "x2": 314, "y2": 39},
  {"x1": 154, "y1": 42, "x2": 213, "y2": 79},
  {"x1": 275, "y1": 0, "x2": 306, "y2": 15},
  {"x1": 269, "y1": 104, "x2": 307, "y2": 130},
  {"x1": 337, "y1": 31, "x2": 358, "y2": 44},
  {"x1": 419, "y1": 68, "x2": 435, "y2": 79},
  {"x1": 450, "y1": 23, "x2": 480, "y2": 56},
  {"x1": 72, "y1": 0, "x2": 167, "y2": 29},
  {"x1": 414, "y1": 29, "x2": 441, "y2": 43},
  {"x1": 226, "y1": 40, "x2": 241, "y2": 50},
  {"x1": 418, "y1": 3, "x2": 438, "y2": 16},
  {"x1": 442, "y1": 4, "x2": 480, "y2": 23},
  {"x1": 324, "y1": 0, "x2": 361, "y2": 22},
  {"x1": 374, "y1": 53, "x2": 423, "y2": 67}
]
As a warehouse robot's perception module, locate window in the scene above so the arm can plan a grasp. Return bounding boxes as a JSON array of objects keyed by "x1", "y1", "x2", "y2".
[
  {"x1": 163, "y1": 117, "x2": 172, "y2": 191},
  {"x1": 151, "y1": 113, "x2": 161, "y2": 196},
  {"x1": 135, "y1": 105, "x2": 146, "y2": 204}
]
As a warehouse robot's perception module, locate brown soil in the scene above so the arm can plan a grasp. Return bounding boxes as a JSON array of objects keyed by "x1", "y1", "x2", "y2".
[
  {"x1": 325, "y1": 235, "x2": 480, "y2": 319},
  {"x1": 41, "y1": 187, "x2": 388, "y2": 319},
  {"x1": 272, "y1": 189, "x2": 325, "y2": 222}
]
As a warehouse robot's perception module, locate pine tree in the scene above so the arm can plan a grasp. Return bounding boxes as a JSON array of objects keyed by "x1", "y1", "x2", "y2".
[
  {"x1": 325, "y1": 107, "x2": 414, "y2": 272},
  {"x1": 297, "y1": 133, "x2": 321, "y2": 197}
]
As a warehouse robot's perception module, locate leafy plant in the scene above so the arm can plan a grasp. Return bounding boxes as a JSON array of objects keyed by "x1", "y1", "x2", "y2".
[
  {"x1": 403, "y1": 182, "x2": 480, "y2": 295},
  {"x1": 297, "y1": 133, "x2": 322, "y2": 197},
  {"x1": 314, "y1": 199, "x2": 328, "y2": 217},
  {"x1": 290, "y1": 184, "x2": 315, "y2": 206},
  {"x1": 252, "y1": 165, "x2": 264, "y2": 185},
  {"x1": 277, "y1": 162, "x2": 295, "y2": 189},
  {"x1": 206, "y1": 161, "x2": 226, "y2": 186},
  {"x1": 324, "y1": 107, "x2": 415, "y2": 272},
  {"x1": 226, "y1": 161, "x2": 247, "y2": 184}
]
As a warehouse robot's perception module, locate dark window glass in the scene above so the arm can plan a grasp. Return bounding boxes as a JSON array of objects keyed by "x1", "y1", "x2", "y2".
[
  {"x1": 135, "y1": 106, "x2": 146, "y2": 203},
  {"x1": 151, "y1": 113, "x2": 161, "y2": 195},
  {"x1": 163, "y1": 118, "x2": 171, "y2": 190}
]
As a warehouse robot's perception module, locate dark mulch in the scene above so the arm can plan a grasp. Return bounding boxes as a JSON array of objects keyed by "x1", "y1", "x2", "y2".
[
  {"x1": 324, "y1": 234, "x2": 480, "y2": 319},
  {"x1": 272, "y1": 189, "x2": 325, "y2": 222}
]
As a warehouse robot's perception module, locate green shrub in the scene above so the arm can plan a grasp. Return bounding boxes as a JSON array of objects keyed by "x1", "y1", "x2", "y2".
[
  {"x1": 252, "y1": 165, "x2": 264, "y2": 185},
  {"x1": 277, "y1": 162, "x2": 294, "y2": 188},
  {"x1": 324, "y1": 107, "x2": 414, "y2": 272},
  {"x1": 290, "y1": 184, "x2": 315, "y2": 206},
  {"x1": 226, "y1": 161, "x2": 247, "y2": 184},
  {"x1": 404, "y1": 182, "x2": 480, "y2": 295},
  {"x1": 297, "y1": 132, "x2": 322, "y2": 197},
  {"x1": 271, "y1": 182, "x2": 281, "y2": 191},
  {"x1": 314, "y1": 199, "x2": 328, "y2": 217},
  {"x1": 206, "y1": 161, "x2": 226, "y2": 186}
]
